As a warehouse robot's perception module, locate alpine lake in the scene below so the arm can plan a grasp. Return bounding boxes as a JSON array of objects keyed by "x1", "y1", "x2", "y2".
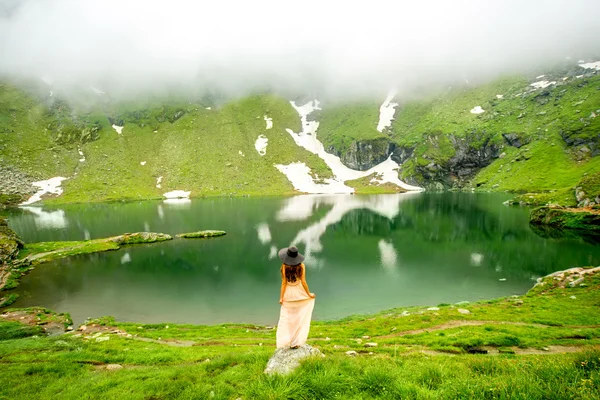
[{"x1": 4, "y1": 193, "x2": 600, "y2": 326}]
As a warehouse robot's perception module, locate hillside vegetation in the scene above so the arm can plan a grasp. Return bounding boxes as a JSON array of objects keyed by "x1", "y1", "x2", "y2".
[
  {"x1": 0, "y1": 85, "x2": 333, "y2": 204},
  {"x1": 317, "y1": 66, "x2": 600, "y2": 205},
  {"x1": 1, "y1": 62, "x2": 600, "y2": 205}
]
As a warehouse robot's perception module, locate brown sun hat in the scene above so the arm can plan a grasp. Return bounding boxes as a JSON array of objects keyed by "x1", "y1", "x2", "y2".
[{"x1": 278, "y1": 246, "x2": 305, "y2": 266}]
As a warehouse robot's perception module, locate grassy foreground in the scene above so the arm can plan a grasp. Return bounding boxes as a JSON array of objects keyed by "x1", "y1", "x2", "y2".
[{"x1": 1, "y1": 268, "x2": 599, "y2": 399}]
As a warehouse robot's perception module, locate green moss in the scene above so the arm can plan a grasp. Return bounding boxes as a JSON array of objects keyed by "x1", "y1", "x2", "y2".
[
  {"x1": 317, "y1": 101, "x2": 387, "y2": 154},
  {"x1": 345, "y1": 174, "x2": 406, "y2": 194},
  {"x1": 530, "y1": 207, "x2": 600, "y2": 231},
  {"x1": 176, "y1": 230, "x2": 226, "y2": 238},
  {"x1": 0, "y1": 321, "x2": 44, "y2": 340}
]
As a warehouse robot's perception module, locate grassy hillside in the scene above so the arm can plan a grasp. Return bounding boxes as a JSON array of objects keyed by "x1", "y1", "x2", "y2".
[
  {"x1": 0, "y1": 85, "x2": 334, "y2": 203},
  {"x1": 1, "y1": 269, "x2": 599, "y2": 399},
  {"x1": 317, "y1": 70, "x2": 600, "y2": 204}
]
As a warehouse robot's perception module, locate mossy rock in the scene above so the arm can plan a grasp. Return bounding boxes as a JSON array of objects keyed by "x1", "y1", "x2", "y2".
[
  {"x1": 176, "y1": 230, "x2": 226, "y2": 239},
  {"x1": 112, "y1": 232, "x2": 173, "y2": 245},
  {"x1": 530, "y1": 207, "x2": 600, "y2": 231},
  {"x1": 0, "y1": 216, "x2": 23, "y2": 264}
]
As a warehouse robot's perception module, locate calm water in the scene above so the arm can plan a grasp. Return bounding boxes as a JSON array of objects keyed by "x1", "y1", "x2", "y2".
[{"x1": 4, "y1": 193, "x2": 600, "y2": 326}]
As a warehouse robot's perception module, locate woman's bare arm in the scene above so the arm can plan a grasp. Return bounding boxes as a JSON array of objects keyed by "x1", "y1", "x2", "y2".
[
  {"x1": 300, "y1": 264, "x2": 315, "y2": 298},
  {"x1": 279, "y1": 265, "x2": 287, "y2": 304}
]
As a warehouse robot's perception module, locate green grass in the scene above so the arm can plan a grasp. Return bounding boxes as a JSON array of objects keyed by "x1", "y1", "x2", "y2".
[
  {"x1": 1, "y1": 85, "x2": 335, "y2": 204},
  {"x1": 1, "y1": 271, "x2": 600, "y2": 399},
  {"x1": 345, "y1": 174, "x2": 406, "y2": 194},
  {"x1": 316, "y1": 101, "x2": 388, "y2": 154}
]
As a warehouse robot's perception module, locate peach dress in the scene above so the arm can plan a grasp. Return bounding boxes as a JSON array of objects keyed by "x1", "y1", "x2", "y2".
[{"x1": 276, "y1": 279, "x2": 315, "y2": 348}]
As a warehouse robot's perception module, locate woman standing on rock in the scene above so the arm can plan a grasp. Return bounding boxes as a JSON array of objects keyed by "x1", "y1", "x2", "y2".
[{"x1": 276, "y1": 246, "x2": 316, "y2": 349}]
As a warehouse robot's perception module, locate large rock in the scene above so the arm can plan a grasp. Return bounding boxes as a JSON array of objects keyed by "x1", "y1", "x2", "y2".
[
  {"x1": 0, "y1": 216, "x2": 23, "y2": 265},
  {"x1": 502, "y1": 133, "x2": 528, "y2": 148},
  {"x1": 264, "y1": 345, "x2": 324, "y2": 375},
  {"x1": 329, "y1": 138, "x2": 394, "y2": 171},
  {"x1": 411, "y1": 134, "x2": 500, "y2": 189},
  {"x1": 111, "y1": 232, "x2": 173, "y2": 245}
]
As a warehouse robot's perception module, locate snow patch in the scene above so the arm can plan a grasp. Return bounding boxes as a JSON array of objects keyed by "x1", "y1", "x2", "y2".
[
  {"x1": 378, "y1": 239, "x2": 398, "y2": 272},
  {"x1": 470, "y1": 106, "x2": 485, "y2": 114},
  {"x1": 163, "y1": 198, "x2": 191, "y2": 206},
  {"x1": 256, "y1": 223, "x2": 272, "y2": 244},
  {"x1": 470, "y1": 253, "x2": 484, "y2": 266},
  {"x1": 530, "y1": 80, "x2": 556, "y2": 89},
  {"x1": 275, "y1": 163, "x2": 354, "y2": 194},
  {"x1": 268, "y1": 245, "x2": 278, "y2": 259},
  {"x1": 140, "y1": 161, "x2": 146, "y2": 166},
  {"x1": 21, "y1": 177, "x2": 68, "y2": 205},
  {"x1": 112, "y1": 124, "x2": 123, "y2": 134},
  {"x1": 264, "y1": 115, "x2": 273, "y2": 130},
  {"x1": 281, "y1": 100, "x2": 422, "y2": 194},
  {"x1": 496, "y1": 94, "x2": 503, "y2": 99},
  {"x1": 239, "y1": 150, "x2": 245, "y2": 157},
  {"x1": 377, "y1": 91, "x2": 398, "y2": 132},
  {"x1": 535, "y1": 74, "x2": 545, "y2": 79},
  {"x1": 579, "y1": 61, "x2": 600, "y2": 71},
  {"x1": 20, "y1": 206, "x2": 68, "y2": 229},
  {"x1": 40, "y1": 76, "x2": 53, "y2": 85},
  {"x1": 156, "y1": 176, "x2": 163, "y2": 189},
  {"x1": 163, "y1": 190, "x2": 190, "y2": 199},
  {"x1": 90, "y1": 86, "x2": 105, "y2": 95},
  {"x1": 255, "y1": 135, "x2": 269, "y2": 156},
  {"x1": 205, "y1": 107, "x2": 212, "y2": 110},
  {"x1": 120, "y1": 253, "x2": 131, "y2": 264}
]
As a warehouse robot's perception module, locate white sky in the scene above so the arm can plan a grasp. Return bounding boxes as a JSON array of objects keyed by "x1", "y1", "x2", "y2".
[{"x1": 1, "y1": 0, "x2": 599, "y2": 100}]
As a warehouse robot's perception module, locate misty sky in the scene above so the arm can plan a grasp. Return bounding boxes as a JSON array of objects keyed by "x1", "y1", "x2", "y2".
[{"x1": 1, "y1": 0, "x2": 600, "y2": 100}]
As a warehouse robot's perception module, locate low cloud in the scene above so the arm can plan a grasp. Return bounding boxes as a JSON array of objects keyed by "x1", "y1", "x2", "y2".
[{"x1": 1, "y1": 0, "x2": 599, "y2": 102}]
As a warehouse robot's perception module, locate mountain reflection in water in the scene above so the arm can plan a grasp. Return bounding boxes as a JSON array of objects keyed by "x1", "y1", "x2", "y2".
[{"x1": 4, "y1": 193, "x2": 600, "y2": 325}]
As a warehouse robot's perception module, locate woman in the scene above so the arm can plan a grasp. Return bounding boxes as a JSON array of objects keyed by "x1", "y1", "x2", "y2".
[{"x1": 276, "y1": 246, "x2": 316, "y2": 349}]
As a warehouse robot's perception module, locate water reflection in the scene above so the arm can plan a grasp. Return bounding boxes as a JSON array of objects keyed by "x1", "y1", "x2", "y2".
[{"x1": 4, "y1": 193, "x2": 600, "y2": 325}]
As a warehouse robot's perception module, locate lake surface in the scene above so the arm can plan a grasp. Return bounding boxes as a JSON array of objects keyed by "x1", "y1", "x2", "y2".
[{"x1": 4, "y1": 193, "x2": 600, "y2": 326}]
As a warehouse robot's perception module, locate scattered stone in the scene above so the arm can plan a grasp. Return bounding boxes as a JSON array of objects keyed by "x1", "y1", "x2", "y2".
[
  {"x1": 467, "y1": 347, "x2": 488, "y2": 354},
  {"x1": 457, "y1": 309, "x2": 471, "y2": 315},
  {"x1": 401, "y1": 311, "x2": 410, "y2": 316},
  {"x1": 362, "y1": 335, "x2": 371, "y2": 339},
  {"x1": 345, "y1": 350, "x2": 358, "y2": 356},
  {"x1": 542, "y1": 347, "x2": 550, "y2": 351},
  {"x1": 106, "y1": 364, "x2": 123, "y2": 370},
  {"x1": 364, "y1": 342, "x2": 378, "y2": 348},
  {"x1": 427, "y1": 307, "x2": 440, "y2": 311},
  {"x1": 570, "y1": 295, "x2": 577, "y2": 299},
  {"x1": 264, "y1": 345, "x2": 323, "y2": 375},
  {"x1": 569, "y1": 277, "x2": 585, "y2": 287},
  {"x1": 96, "y1": 336, "x2": 110, "y2": 342}
]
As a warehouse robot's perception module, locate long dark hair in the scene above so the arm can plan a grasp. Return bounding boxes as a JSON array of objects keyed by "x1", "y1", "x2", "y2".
[{"x1": 283, "y1": 263, "x2": 303, "y2": 283}]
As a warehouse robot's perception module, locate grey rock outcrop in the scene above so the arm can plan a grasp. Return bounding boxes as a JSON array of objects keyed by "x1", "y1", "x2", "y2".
[
  {"x1": 0, "y1": 166, "x2": 36, "y2": 199},
  {"x1": 414, "y1": 135, "x2": 500, "y2": 189},
  {"x1": 328, "y1": 138, "x2": 394, "y2": 171},
  {"x1": 264, "y1": 345, "x2": 324, "y2": 375},
  {"x1": 502, "y1": 133, "x2": 529, "y2": 148}
]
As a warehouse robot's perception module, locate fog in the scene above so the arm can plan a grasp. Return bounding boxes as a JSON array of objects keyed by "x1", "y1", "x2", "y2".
[{"x1": 1, "y1": 0, "x2": 600, "y2": 102}]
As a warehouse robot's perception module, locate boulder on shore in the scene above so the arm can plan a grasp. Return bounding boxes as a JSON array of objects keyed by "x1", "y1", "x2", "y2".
[{"x1": 264, "y1": 344, "x2": 323, "y2": 375}]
